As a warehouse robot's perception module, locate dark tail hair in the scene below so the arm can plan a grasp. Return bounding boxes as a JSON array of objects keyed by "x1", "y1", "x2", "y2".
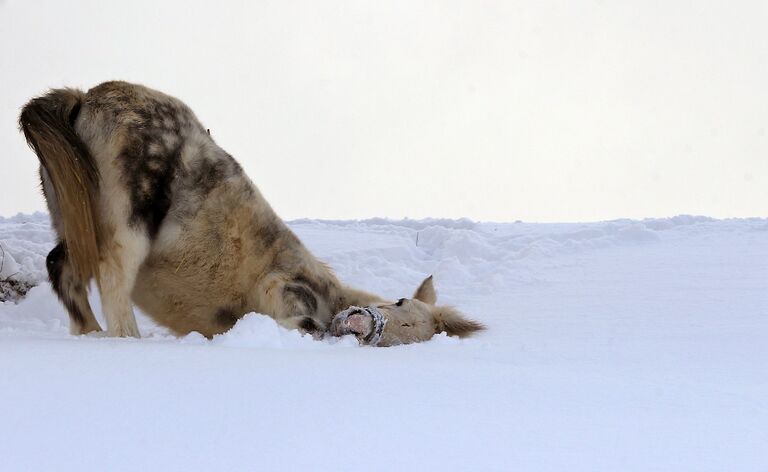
[{"x1": 19, "y1": 88, "x2": 101, "y2": 284}]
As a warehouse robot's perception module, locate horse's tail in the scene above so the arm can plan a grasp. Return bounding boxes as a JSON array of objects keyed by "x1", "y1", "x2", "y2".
[{"x1": 19, "y1": 88, "x2": 102, "y2": 284}]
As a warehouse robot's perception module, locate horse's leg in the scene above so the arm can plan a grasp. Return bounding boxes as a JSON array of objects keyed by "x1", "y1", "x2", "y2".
[
  {"x1": 276, "y1": 290, "x2": 329, "y2": 336},
  {"x1": 46, "y1": 242, "x2": 102, "y2": 335},
  {"x1": 255, "y1": 272, "x2": 330, "y2": 336},
  {"x1": 97, "y1": 228, "x2": 150, "y2": 338},
  {"x1": 276, "y1": 315, "x2": 327, "y2": 337}
]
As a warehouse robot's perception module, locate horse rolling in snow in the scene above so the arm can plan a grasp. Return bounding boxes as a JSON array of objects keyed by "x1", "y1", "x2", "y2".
[{"x1": 19, "y1": 81, "x2": 484, "y2": 346}]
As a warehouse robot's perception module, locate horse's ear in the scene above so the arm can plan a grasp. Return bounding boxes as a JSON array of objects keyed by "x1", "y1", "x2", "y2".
[{"x1": 413, "y1": 275, "x2": 437, "y2": 305}]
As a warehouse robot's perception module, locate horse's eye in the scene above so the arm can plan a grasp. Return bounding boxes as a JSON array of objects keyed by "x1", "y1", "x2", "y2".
[{"x1": 395, "y1": 298, "x2": 406, "y2": 307}]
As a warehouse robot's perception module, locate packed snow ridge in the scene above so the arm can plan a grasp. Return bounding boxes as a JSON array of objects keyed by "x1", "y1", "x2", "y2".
[{"x1": 1, "y1": 213, "x2": 766, "y2": 471}]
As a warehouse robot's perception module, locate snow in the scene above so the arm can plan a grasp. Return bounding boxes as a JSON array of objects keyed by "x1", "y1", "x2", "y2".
[
  {"x1": 0, "y1": 214, "x2": 766, "y2": 471},
  {"x1": 0, "y1": 213, "x2": 52, "y2": 282}
]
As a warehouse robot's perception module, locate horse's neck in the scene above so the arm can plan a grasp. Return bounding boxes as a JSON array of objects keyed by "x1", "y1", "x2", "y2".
[
  {"x1": 262, "y1": 220, "x2": 386, "y2": 314},
  {"x1": 332, "y1": 285, "x2": 385, "y2": 312}
]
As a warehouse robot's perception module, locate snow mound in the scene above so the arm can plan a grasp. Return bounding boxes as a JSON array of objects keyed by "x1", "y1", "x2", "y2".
[
  {"x1": 0, "y1": 212, "x2": 54, "y2": 285},
  {"x1": 0, "y1": 240, "x2": 37, "y2": 303},
  {"x1": 291, "y1": 216, "x2": 477, "y2": 230},
  {"x1": 209, "y1": 313, "x2": 359, "y2": 349},
  {"x1": 0, "y1": 241, "x2": 22, "y2": 279}
]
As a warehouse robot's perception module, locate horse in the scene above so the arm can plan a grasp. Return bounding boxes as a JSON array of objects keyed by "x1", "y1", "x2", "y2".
[{"x1": 19, "y1": 81, "x2": 484, "y2": 346}]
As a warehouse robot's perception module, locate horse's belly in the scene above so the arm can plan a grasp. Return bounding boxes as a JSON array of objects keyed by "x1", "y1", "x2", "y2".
[
  {"x1": 132, "y1": 246, "x2": 249, "y2": 337},
  {"x1": 131, "y1": 186, "x2": 275, "y2": 336}
]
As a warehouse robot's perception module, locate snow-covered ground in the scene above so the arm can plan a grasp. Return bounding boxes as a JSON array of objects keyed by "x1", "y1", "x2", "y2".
[{"x1": 1, "y1": 213, "x2": 766, "y2": 471}]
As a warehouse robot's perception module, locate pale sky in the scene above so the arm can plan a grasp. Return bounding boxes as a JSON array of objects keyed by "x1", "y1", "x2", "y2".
[{"x1": 1, "y1": 0, "x2": 766, "y2": 222}]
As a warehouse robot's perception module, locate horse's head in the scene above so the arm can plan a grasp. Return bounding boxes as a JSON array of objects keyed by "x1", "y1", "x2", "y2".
[{"x1": 332, "y1": 276, "x2": 485, "y2": 346}]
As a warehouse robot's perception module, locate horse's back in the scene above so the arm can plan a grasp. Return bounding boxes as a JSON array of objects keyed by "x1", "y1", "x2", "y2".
[{"x1": 76, "y1": 81, "x2": 222, "y2": 239}]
